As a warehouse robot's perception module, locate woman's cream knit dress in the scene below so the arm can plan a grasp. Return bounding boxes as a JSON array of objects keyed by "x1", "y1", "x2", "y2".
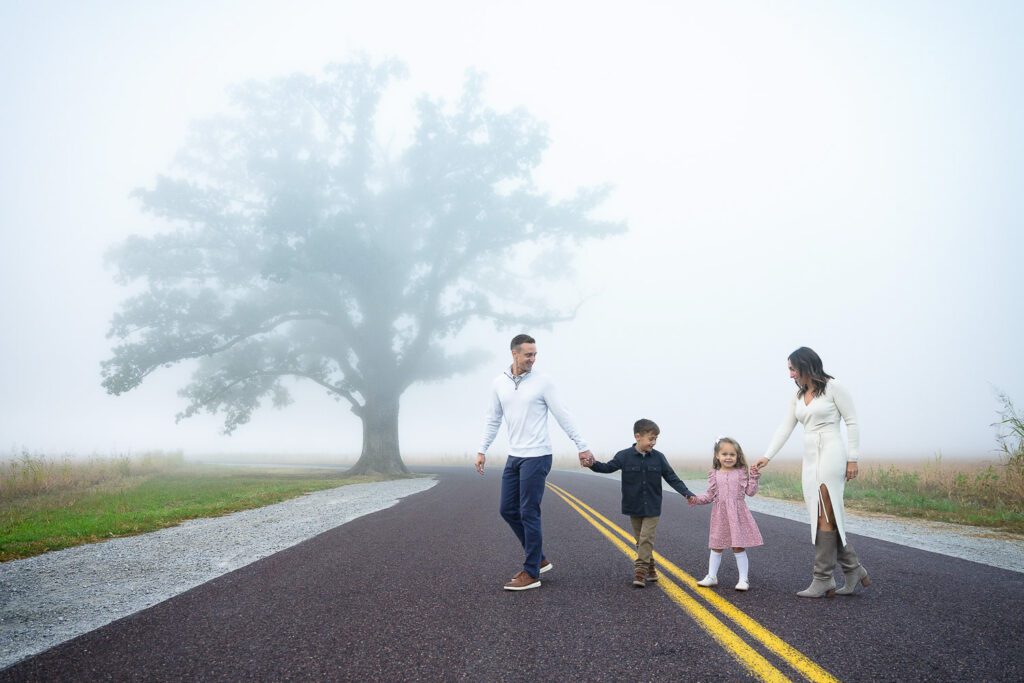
[{"x1": 762, "y1": 379, "x2": 860, "y2": 545}]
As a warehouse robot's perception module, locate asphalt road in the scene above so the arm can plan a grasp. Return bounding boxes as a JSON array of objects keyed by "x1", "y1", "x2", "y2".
[{"x1": 4, "y1": 467, "x2": 1023, "y2": 682}]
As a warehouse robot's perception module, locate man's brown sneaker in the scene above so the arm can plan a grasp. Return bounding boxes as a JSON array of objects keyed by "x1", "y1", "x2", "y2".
[
  {"x1": 504, "y1": 571, "x2": 541, "y2": 591},
  {"x1": 510, "y1": 560, "x2": 550, "y2": 580},
  {"x1": 646, "y1": 564, "x2": 659, "y2": 582},
  {"x1": 632, "y1": 569, "x2": 647, "y2": 588}
]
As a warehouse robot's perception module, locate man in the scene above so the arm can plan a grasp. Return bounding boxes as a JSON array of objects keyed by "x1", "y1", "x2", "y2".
[{"x1": 476, "y1": 334, "x2": 593, "y2": 591}]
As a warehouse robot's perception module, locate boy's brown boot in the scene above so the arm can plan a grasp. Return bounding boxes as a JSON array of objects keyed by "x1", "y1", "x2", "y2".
[
  {"x1": 632, "y1": 568, "x2": 647, "y2": 588},
  {"x1": 646, "y1": 563, "x2": 659, "y2": 582}
]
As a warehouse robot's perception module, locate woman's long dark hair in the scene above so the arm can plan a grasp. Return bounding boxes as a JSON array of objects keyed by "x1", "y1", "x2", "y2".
[{"x1": 789, "y1": 347, "x2": 833, "y2": 398}]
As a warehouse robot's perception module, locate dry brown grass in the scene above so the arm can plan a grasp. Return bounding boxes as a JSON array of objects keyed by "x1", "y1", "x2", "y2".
[{"x1": 0, "y1": 450, "x2": 186, "y2": 500}]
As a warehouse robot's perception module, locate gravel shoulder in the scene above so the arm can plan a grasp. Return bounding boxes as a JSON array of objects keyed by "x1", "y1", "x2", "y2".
[{"x1": 0, "y1": 476, "x2": 437, "y2": 670}]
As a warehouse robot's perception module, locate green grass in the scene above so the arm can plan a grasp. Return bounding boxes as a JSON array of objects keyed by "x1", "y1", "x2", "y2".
[
  {"x1": 755, "y1": 460, "x2": 1024, "y2": 535},
  {"x1": 0, "y1": 460, "x2": 402, "y2": 562},
  {"x1": 752, "y1": 471, "x2": 805, "y2": 502}
]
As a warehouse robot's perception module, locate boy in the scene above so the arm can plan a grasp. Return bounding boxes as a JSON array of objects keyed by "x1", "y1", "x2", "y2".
[{"x1": 588, "y1": 419, "x2": 695, "y2": 587}]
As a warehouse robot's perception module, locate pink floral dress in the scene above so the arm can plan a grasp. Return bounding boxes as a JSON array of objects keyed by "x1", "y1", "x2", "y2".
[{"x1": 691, "y1": 468, "x2": 764, "y2": 549}]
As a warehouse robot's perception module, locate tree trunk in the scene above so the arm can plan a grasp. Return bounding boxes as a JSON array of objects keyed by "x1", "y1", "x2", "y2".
[{"x1": 349, "y1": 392, "x2": 409, "y2": 475}]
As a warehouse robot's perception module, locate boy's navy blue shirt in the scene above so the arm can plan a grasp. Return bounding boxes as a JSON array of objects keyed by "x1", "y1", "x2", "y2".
[{"x1": 590, "y1": 445, "x2": 694, "y2": 517}]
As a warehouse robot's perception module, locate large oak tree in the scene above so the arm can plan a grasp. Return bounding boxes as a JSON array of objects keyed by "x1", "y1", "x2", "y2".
[{"x1": 103, "y1": 58, "x2": 622, "y2": 474}]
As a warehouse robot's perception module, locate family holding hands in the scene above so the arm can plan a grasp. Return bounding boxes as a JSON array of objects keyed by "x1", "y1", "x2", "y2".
[{"x1": 476, "y1": 334, "x2": 871, "y2": 599}]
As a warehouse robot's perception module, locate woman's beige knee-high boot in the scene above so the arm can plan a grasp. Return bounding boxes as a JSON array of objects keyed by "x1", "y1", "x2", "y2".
[
  {"x1": 797, "y1": 530, "x2": 837, "y2": 598},
  {"x1": 835, "y1": 539, "x2": 871, "y2": 595}
]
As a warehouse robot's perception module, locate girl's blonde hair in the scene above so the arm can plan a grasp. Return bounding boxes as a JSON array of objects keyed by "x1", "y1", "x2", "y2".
[{"x1": 713, "y1": 436, "x2": 748, "y2": 470}]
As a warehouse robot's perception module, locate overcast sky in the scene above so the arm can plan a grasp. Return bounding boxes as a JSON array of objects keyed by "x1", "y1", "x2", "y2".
[{"x1": 1, "y1": 1, "x2": 1022, "y2": 464}]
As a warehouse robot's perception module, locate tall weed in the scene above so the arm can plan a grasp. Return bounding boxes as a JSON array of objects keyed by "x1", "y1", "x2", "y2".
[{"x1": 994, "y1": 391, "x2": 1024, "y2": 479}]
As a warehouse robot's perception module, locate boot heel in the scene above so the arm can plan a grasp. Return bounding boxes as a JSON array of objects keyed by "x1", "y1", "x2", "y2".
[
  {"x1": 861, "y1": 575, "x2": 871, "y2": 588},
  {"x1": 825, "y1": 588, "x2": 836, "y2": 598}
]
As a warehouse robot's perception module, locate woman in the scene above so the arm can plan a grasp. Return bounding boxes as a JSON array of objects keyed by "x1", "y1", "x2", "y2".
[{"x1": 752, "y1": 347, "x2": 871, "y2": 598}]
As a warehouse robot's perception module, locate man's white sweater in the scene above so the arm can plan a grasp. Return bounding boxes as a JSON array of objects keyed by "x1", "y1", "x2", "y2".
[{"x1": 478, "y1": 369, "x2": 589, "y2": 458}]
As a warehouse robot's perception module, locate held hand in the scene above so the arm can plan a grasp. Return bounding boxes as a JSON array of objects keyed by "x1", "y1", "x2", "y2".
[
  {"x1": 846, "y1": 462, "x2": 858, "y2": 481},
  {"x1": 752, "y1": 457, "x2": 770, "y2": 473},
  {"x1": 475, "y1": 453, "x2": 486, "y2": 475},
  {"x1": 578, "y1": 450, "x2": 594, "y2": 467},
  {"x1": 687, "y1": 496, "x2": 697, "y2": 506}
]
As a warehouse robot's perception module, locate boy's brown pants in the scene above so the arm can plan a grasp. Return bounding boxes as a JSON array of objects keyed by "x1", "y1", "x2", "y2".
[{"x1": 630, "y1": 515, "x2": 660, "y2": 568}]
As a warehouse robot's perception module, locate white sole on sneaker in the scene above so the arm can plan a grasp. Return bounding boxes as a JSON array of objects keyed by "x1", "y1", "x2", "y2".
[
  {"x1": 540, "y1": 562, "x2": 553, "y2": 574},
  {"x1": 735, "y1": 581, "x2": 749, "y2": 591},
  {"x1": 504, "y1": 579, "x2": 541, "y2": 591},
  {"x1": 696, "y1": 576, "x2": 718, "y2": 587}
]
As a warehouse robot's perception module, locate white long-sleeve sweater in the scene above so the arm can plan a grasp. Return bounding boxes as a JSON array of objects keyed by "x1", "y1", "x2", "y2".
[
  {"x1": 762, "y1": 378, "x2": 860, "y2": 462},
  {"x1": 478, "y1": 369, "x2": 589, "y2": 458}
]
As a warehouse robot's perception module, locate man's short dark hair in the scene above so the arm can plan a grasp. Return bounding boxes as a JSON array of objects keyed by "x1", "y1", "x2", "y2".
[
  {"x1": 633, "y1": 418, "x2": 660, "y2": 436},
  {"x1": 510, "y1": 334, "x2": 536, "y2": 350}
]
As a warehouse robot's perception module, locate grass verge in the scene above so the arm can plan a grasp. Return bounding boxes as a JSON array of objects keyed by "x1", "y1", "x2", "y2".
[
  {"x1": 755, "y1": 457, "x2": 1024, "y2": 535},
  {"x1": 1, "y1": 453, "x2": 402, "y2": 562}
]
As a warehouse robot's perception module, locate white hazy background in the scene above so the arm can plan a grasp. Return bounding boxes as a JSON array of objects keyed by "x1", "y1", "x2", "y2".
[{"x1": 1, "y1": 1, "x2": 1021, "y2": 464}]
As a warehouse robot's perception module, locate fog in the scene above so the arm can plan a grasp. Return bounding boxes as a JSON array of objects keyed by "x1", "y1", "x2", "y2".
[{"x1": 2, "y1": 1, "x2": 1022, "y2": 465}]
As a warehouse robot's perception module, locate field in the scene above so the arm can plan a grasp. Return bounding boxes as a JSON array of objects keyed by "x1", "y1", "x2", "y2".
[
  {"x1": 0, "y1": 451, "x2": 402, "y2": 562},
  {"x1": 742, "y1": 455, "x2": 1024, "y2": 534},
  {"x1": 3, "y1": 449, "x2": 1023, "y2": 563}
]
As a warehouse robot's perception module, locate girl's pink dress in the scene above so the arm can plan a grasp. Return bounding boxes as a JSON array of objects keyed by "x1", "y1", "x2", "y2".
[{"x1": 692, "y1": 468, "x2": 764, "y2": 549}]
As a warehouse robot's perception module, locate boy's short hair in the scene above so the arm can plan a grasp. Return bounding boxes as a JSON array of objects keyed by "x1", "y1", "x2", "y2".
[
  {"x1": 510, "y1": 334, "x2": 536, "y2": 350},
  {"x1": 633, "y1": 418, "x2": 660, "y2": 436}
]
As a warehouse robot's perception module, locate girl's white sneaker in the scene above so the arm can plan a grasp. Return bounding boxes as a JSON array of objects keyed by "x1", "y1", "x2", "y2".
[
  {"x1": 735, "y1": 580, "x2": 749, "y2": 591},
  {"x1": 697, "y1": 575, "x2": 718, "y2": 587}
]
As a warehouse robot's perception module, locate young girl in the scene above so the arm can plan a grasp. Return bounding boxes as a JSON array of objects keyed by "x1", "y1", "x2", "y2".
[{"x1": 688, "y1": 437, "x2": 763, "y2": 591}]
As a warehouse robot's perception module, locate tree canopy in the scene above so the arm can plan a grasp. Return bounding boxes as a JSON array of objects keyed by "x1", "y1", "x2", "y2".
[{"x1": 103, "y1": 58, "x2": 623, "y2": 473}]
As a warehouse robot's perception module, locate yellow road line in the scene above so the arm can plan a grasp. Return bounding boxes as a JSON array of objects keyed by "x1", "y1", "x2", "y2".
[
  {"x1": 546, "y1": 485, "x2": 793, "y2": 682},
  {"x1": 547, "y1": 481, "x2": 840, "y2": 683}
]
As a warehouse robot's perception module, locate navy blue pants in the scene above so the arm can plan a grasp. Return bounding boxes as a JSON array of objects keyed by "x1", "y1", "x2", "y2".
[{"x1": 500, "y1": 454, "x2": 552, "y2": 579}]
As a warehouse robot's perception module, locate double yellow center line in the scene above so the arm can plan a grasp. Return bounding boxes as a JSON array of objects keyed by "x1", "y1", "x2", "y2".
[{"x1": 546, "y1": 481, "x2": 839, "y2": 683}]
